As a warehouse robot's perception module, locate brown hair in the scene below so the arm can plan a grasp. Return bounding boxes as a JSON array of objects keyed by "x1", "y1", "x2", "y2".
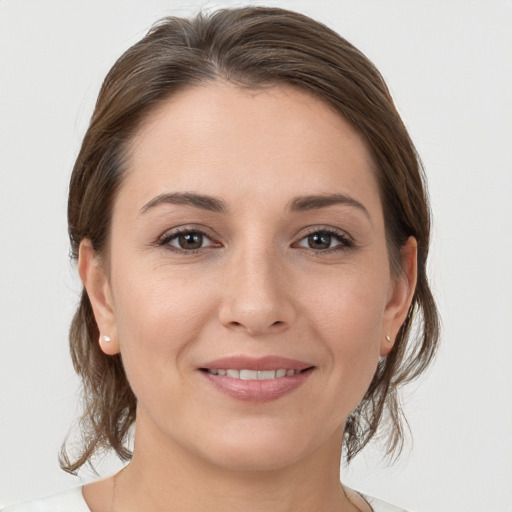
[{"x1": 62, "y1": 6, "x2": 439, "y2": 473}]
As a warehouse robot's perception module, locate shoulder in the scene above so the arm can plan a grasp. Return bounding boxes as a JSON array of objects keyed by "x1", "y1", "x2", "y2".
[
  {"x1": 1, "y1": 487, "x2": 90, "y2": 512},
  {"x1": 362, "y1": 493, "x2": 410, "y2": 512}
]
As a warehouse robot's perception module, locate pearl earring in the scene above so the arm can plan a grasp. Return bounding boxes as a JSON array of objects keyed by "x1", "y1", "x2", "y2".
[
  {"x1": 385, "y1": 334, "x2": 392, "y2": 343},
  {"x1": 102, "y1": 335, "x2": 111, "y2": 343}
]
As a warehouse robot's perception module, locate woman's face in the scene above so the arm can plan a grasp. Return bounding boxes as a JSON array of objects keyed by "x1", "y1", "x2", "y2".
[{"x1": 82, "y1": 83, "x2": 415, "y2": 471}]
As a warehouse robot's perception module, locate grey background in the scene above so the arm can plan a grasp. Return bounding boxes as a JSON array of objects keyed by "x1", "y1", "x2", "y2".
[{"x1": 1, "y1": 1, "x2": 511, "y2": 511}]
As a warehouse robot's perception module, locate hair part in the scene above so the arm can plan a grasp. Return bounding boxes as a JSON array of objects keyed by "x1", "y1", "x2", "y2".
[{"x1": 62, "y1": 6, "x2": 439, "y2": 473}]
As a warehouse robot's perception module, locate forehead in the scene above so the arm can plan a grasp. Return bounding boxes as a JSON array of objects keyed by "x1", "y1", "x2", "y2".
[{"x1": 121, "y1": 82, "x2": 381, "y2": 215}]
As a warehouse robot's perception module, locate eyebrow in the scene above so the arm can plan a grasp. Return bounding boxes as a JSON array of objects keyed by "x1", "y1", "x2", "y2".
[
  {"x1": 288, "y1": 193, "x2": 371, "y2": 220},
  {"x1": 139, "y1": 192, "x2": 227, "y2": 215},
  {"x1": 139, "y1": 191, "x2": 370, "y2": 221}
]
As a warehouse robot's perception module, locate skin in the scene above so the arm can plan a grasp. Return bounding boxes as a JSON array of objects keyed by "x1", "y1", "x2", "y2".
[{"x1": 79, "y1": 83, "x2": 417, "y2": 512}]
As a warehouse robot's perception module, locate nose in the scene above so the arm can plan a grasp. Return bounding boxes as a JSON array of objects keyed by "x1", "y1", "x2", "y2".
[{"x1": 217, "y1": 245, "x2": 297, "y2": 336}]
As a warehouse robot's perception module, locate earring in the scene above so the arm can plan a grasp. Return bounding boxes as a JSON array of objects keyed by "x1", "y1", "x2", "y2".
[
  {"x1": 102, "y1": 335, "x2": 111, "y2": 343},
  {"x1": 385, "y1": 334, "x2": 392, "y2": 343}
]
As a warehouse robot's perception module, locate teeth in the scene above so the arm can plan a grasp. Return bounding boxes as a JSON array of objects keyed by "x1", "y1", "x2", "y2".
[
  {"x1": 240, "y1": 369, "x2": 258, "y2": 380},
  {"x1": 207, "y1": 368, "x2": 303, "y2": 380},
  {"x1": 257, "y1": 370, "x2": 276, "y2": 380}
]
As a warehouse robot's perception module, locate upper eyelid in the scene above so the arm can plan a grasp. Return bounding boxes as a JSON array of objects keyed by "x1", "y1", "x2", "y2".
[
  {"x1": 157, "y1": 225, "x2": 218, "y2": 242},
  {"x1": 295, "y1": 225, "x2": 353, "y2": 241},
  {"x1": 168, "y1": 230, "x2": 214, "y2": 243}
]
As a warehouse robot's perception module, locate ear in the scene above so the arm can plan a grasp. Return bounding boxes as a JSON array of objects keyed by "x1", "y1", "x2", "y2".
[
  {"x1": 381, "y1": 236, "x2": 418, "y2": 356},
  {"x1": 78, "y1": 240, "x2": 120, "y2": 355}
]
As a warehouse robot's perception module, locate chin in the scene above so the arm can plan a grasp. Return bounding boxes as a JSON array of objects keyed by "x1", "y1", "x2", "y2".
[
  {"x1": 200, "y1": 440, "x2": 306, "y2": 473},
  {"x1": 184, "y1": 420, "x2": 331, "y2": 473}
]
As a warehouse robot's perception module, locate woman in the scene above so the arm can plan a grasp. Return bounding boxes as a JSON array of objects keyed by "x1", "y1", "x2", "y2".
[{"x1": 3, "y1": 6, "x2": 438, "y2": 512}]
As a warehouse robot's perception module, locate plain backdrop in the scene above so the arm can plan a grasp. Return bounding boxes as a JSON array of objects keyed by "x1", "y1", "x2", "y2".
[{"x1": 1, "y1": 1, "x2": 511, "y2": 511}]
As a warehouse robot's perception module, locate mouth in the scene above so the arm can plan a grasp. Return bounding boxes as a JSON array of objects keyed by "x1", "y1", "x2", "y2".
[
  {"x1": 201, "y1": 368, "x2": 309, "y2": 380},
  {"x1": 199, "y1": 356, "x2": 315, "y2": 402}
]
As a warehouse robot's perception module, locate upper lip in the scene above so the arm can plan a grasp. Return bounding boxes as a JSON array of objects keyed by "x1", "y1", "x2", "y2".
[{"x1": 200, "y1": 355, "x2": 313, "y2": 371}]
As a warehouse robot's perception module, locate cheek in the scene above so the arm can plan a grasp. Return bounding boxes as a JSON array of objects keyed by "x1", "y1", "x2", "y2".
[
  {"x1": 304, "y1": 265, "x2": 388, "y2": 391},
  {"x1": 307, "y1": 263, "x2": 388, "y2": 342},
  {"x1": 113, "y1": 256, "x2": 217, "y2": 333},
  {"x1": 110, "y1": 262, "x2": 217, "y2": 389}
]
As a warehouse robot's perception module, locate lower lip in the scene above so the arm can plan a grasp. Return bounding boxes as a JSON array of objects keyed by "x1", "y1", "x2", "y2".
[{"x1": 201, "y1": 369, "x2": 313, "y2": 403}]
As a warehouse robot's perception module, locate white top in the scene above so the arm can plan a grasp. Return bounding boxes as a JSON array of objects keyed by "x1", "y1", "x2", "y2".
[{"x1": 1, "y1": 487, "x2": 409, "y2": 512}]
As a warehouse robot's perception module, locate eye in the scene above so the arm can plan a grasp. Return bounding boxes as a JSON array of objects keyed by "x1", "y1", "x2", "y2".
[
  {"x1": 296, "y1": 229, "x2": 353, "y2": 251},
  {"x1": 158, "y1": 229, "x2": 218, "y2": 252}
]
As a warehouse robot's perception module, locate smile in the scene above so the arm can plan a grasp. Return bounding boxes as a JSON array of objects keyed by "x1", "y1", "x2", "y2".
[
  {"x1": 199, "y1": 357, "x2": 314, "y2": 402},
  {"x1": 205, "y1": 368, "x2": 304, "y2": 380}
]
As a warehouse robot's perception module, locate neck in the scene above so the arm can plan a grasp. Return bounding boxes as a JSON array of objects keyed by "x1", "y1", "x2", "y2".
[{"x1": 113, "y1": 416, "x2": 357, "y2": 512}]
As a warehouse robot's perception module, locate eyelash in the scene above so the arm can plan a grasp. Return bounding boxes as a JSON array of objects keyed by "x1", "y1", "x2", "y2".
[
  {"x1": 156, "y1": 227, "x2": 219, "y2": 254},
  {"x1": 156, "y1": 226, "x2": 354, "y2": 254},
  {"x1": 294, "y1": 227, "x2": 354, "y2": 253}
]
